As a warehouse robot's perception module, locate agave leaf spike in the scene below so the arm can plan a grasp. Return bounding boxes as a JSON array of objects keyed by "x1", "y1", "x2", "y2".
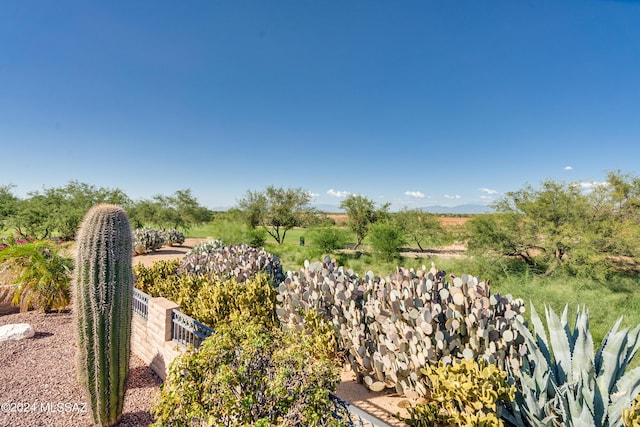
[
  {"x1": 608, "y1": 366, "x2": 640, "y2": 426},
  {"x1": 570, "y1": 306, "x2": 584, "y2": 349},
  {"x1": 529, "y1": 302, "x2": 551, "y2": 364},
  {"x1": 595, "y1": 316, "x2": 624, "y2": 374},
  {"x1": 571, "y1": 307, "x2": 595, "y2": 384},
  {"x1": 573, "y1": 402, "x2": 595, "y2": 427},
  {"x1": 596, "y1": 319, "x2": 633, "y2": 400},
  {"x1": 514, "y1": 318, "x2": 551, "y2": 386},
  {"x1": 560, "y1": 304, "x2": 575, "y2": 354},
  {"x1": 546, "y1": 305, "x2": 572, "y2": 385},
  {"x1": 578, "y1": 368, "x2": 602, "y2": 425},
  {"x1": 620, "y1": 324, "x2": 640, "y2": 373},
  {"x1": 568, "y1": 381, "x2": 596, "y2": 427}
]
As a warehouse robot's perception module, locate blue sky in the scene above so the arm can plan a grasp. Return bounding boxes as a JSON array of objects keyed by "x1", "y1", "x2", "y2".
[{"x1": 2, "y1": 1, "x2": 639, "y2": 211}]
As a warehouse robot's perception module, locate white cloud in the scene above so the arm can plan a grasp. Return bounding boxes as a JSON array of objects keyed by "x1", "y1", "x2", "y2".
[
  {"x1": 307, "y1": 191, "x2": 319, "y2": 199},
  {"x1": 564, "y1": 166, "x2": 573, "y2": 171},
  {"x1": 479, "y1": 188, "x2": 498, "y2": 195},
  {"x1": 327, "y1": 189, "x2": 350, "y2": 198},
  {"x1": 444, "y1": 194, "x2": 462, "y2": 199},
  {"x1": 404, "y1": 191, "x2": 425, "y2": 199},
  {"x1": 580, "y1": 181, "x2": 607, "y2": 190}
]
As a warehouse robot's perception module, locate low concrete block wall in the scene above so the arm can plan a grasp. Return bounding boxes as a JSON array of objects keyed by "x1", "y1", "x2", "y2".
[{"x1": 130, "y1": 296, "x2": 183, "y2": 380}]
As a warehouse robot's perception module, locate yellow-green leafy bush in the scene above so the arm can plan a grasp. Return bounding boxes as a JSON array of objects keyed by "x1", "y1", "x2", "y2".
[
  {"x1": 134, "y1": 259, "x2": 180, "y2": 294},
  {"x1": 402, "y1": 358, "x2": 515, "y2": 427},
  {"x1": 152, "y1": 319, "x2": 350, "y2": 426},
  {"x1": 190, "y1": 273, "x2": 277, "y2": 328},
  {"x1": 624, "y1": 395, "x2": 640, "y2": 427},
  {"x1": 134, "y1": 261, "x2": 277, "y2": 328}
]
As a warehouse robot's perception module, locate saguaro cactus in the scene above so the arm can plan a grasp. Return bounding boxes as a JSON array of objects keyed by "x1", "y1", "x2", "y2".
[{"x1": 73, "y1": 204, "x2": 134, "y2": 426}]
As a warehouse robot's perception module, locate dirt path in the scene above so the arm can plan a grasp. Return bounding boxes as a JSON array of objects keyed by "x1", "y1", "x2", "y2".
[{"x1": 132, "y1": 238, "x2": 207, "y2": 267}]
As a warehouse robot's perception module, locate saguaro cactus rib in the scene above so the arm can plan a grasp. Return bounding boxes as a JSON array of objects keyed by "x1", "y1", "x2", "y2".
[{"x1": 73, "y1": 204, "x2": 133, "y2": 427}]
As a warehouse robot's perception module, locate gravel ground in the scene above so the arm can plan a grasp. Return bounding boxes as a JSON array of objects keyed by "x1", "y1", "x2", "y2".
[{"x1": 0, "y1": 311, "x2": 161, "y2": 427}]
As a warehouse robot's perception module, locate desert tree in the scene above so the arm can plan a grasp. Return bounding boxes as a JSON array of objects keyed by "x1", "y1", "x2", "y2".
[
  {"x1": 393, "y1": 208, "x2": 450, "y2": 251},
  {"x1": 7, "y1": 181, "x2": 131, "y2": 240},
  {"x1": 0, "y1": 184, "x2": 19, "y2": 232},
  {"x1": 466, "y1": 173, "x2": 640, "y2": 278},
  {"x1": 128, "y1": 188, "x2": 213, "y2": 231},
  {"x1": 339, "y1": 194, "x2": 390, "y2": 249},
  {"x1": 237, "y1": 186, "x2": 317, "y2": 244}
]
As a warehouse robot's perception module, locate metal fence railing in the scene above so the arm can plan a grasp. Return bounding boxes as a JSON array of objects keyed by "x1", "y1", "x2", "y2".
[
  {"x1": 171, "y1": 309, "x2": 215, "y2": 348},
  {"x1": 330, "y1": 393, "x2": 395, "y2": 427},
  {"x1": 131, "y1": 289, "x2": 391, "y2": 426},
  {"x1": 132, "y1": 288, "x2": 149, "y2": 320}
]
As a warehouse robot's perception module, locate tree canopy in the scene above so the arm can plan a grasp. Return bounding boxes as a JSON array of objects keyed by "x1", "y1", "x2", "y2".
[
  {"x1": 466, "y1": 171, "x2": 640, "y2": 278},
  {"x1": 393, "y1": 208, "x2": 450, "y2": 251},
  {"x1": 128, "y1": 189, "x2": 213, "y2": 230},
  {"x1": 0, "y1": 181, "x2": 212, "y2": 239},
  {"x1": 236, "y1": 186, "x2": 316, "y2": 244},
  {"x1": 339, "y1": 195, "x2": 390, "y2": 249},
  {"x1": 6, "y1": 181, "x2": 131, "y2": 240}
]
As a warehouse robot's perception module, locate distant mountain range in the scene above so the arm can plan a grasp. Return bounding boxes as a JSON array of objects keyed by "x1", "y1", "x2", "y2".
[
  {"x1": 210, "y1": 203, "x2": 493, "y2": 214},
  {"x1": 312, "y1": 204, "x2": 493, "y2": 214},
  {"x1": 416, "y1": 204, "x2": 494, "y2": 214}
]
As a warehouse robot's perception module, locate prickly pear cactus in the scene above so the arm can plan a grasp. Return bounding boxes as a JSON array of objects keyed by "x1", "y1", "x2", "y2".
[
  {"x1": 184, "y1": 239, "x2": 225, "y2": 256},
  {"x1": 161, "y1": 229, "x2": 185, "y2": 246},
  {"x1": 276, "y1": 258, "x2": 526, "y2": 396},
  {"x1": 178, "y1": 243, "x2": 284, "y2": 286},
  {"x1": 133, "y1": 227, "x2": 164, "y2": 255},
  {"x1": 402, "y1": 358, "x2": 515, "y2": 426},
  {"x1": 73, "y1": 204, "x2": 134, "y2": 427}
]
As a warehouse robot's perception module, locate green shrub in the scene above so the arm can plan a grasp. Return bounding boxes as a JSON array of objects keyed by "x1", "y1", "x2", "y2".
[
  {"x1": 368, "y1": 223, "x2": 405, "y2": 261},
  {"x1": 280, "y1": 308, "x2": 342, "y2": 360},
  {"x1": 134, "y1": 260, "x2": 193, "y2": 307},
  {"x1": 0, "y1": 240, "x2": 72, "y2": 312},
  {"x1": 204, "y1": 219, "x2": 267, "y2": 247},
  {"x1": 133, "y1": 259, "x2": 180, "y2": 293},
  {"x1": 247, "y1": 226, "x2": 267, "y2": 247},
  {"x1": 308, "y1": 227, "x2": 350, "y2": 254},
  {"x1": 152, "y1": 319, "x2": 350, "y2": 426},
  {"x1": 190, "y1": 273, "x2": 277, "y2": 329},
  {"x1": 402, "y1": 358, "x2": 515, "y2": 427}
]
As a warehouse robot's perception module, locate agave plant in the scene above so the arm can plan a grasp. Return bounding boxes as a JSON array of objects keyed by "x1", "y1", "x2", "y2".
[{"x1": 505, "y1": 303, "x2": 640, "y2": 427}]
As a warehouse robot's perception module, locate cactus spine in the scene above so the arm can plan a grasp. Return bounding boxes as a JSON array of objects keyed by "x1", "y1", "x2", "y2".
[{"x1": 73, "y1": 204, "x2": 134, "y2": 427}]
